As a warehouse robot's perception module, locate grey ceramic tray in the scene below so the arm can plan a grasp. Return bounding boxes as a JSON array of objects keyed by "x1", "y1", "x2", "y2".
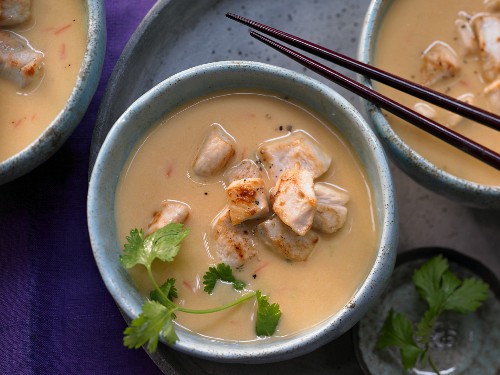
[{"x1": 90, "y1": 0, "x2": 500, "y2": 373}]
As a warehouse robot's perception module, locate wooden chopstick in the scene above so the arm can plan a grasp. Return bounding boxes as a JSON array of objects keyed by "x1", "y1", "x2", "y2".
[
  {"x1": 226, "y1": 14, "x2": 500, "y2": 171},
  {"x1": 226, "y1": 12, "x2": 500, "y2": 132}
]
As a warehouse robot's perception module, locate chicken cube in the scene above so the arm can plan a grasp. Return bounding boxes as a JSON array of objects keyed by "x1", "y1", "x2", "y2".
[
  {"x1": 257, "y1": 217, "x2": 319, "y2": 262},
  {"x1": 472, "y1": 14, "x2": 500, "y2": 82},
  {"x1": 413, "y1": 103, "x2": 437, "y2": 119},
  {"x1": 0, "y1": 30, "x2": 44, "y2": 88},
  {"x1": 147, "y1": 200, "x2": 190, "y2": 235},
  {"x1": 227, "y1": 178, "x2": 269, "y2": 225},
  {"x1": 484, "y1": 0, "x2": 500, "y2": 13},
  {"x1": 312, "y1": 183, "x2": 349, "y2": 234},
  {"x1": 455, "y1": 18, "x2": 479, "y2": 57},
  {"x1": 420, "y1": 41, "x2": 460, "y2": 86},
  {"x1": 0, "y1": 0, "x2": 31, "y2": 26},
  {"x1": 448, "y1": 93, "x2": 476, "y2": 127},
  {"x1": 484, "y1": 79, "x2": 500, "y2": 113},
  {"x1": 224, "y1": 159, "x2": 263, "y2": 184},
  {"x1": 257, "y1": 131, "x2": 332, "y2": 184},
  {"x1": 212, "y1": 208, "x2": 257, "y2": 268},
  {"x1": 192, "y1": 123, "x2": 235, "y2": 177},
  {"x1": 272, "y1": 168, "x2": 317, "y2": 236}
]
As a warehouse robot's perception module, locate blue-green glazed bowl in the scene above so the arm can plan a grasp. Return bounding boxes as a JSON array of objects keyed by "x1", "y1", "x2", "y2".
[
  {"x1": 358, "y1": 0, "x2": 500, "y2": 209},
  {"x1": 0, "y1": 0, "x2": 106, "y2": 185},
  {"x1": 87, "y1": 61, "x2": 398, "y2": 363}
]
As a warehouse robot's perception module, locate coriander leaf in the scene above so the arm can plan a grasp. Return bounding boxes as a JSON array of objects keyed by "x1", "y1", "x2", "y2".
[
  {"x1": 376, "y1": 309, "x2": 425, "y2": 370},
  {"x1": 145, "y1": 223, "x2": 190, "y2": 264},
  {"x1": 416, "y1": 307, "x2": 439, "y2": 345},
  {"x1": 443, "y1": 277, "x2": 489, "y2": 314},
  {"x1": 120, "y1": 223, "x2": 190, "y2": 270},
  {"x1": 412, "y1": 255, "x2": 450, "y2": 310},
  {"x1": 120, "y1": 228, "x2": 146, "y2": 269},
  {"x1": 203, "y1": 263, "x2": 246, "y2": 294},
  {"x1": 123, "y1": 300, "x2": 178, "y2": 352},
  {"x1": 150, "y1": 278, "x2": 178, "y2": 308},
  {"x1": 412, "y1": 255, "x2": 489, "y2": 340},
  {"x1": 255, "y1": 291, "x2": 281, "y2": 336}
]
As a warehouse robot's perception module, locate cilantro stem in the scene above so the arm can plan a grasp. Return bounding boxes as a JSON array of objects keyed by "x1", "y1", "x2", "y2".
[
  {"x1": 176, "y1": 292, "x2": 257, "y2": 314},
  {"x1": 427, "y1": 355, "x2": 440, "y2": 375},
  {"x1": 146, "y1": 265, "x2": 176, "y2": 309},
  {"x1": 146, "y1": 263, "x2": 256, "y2": 315}
]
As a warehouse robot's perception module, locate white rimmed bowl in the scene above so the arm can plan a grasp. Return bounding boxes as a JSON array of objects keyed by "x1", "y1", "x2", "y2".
[
  {"x1": 0, "y1": 0, "x2": 106, "y2": 184},
  {"x1": 87, "y1": 61, "x2": 398, "y2": 363}
]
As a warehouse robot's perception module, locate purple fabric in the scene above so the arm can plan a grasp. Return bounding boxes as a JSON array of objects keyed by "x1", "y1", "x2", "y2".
[{"x1": 0, "y1": 1, "x2": 163, "y2": 374}]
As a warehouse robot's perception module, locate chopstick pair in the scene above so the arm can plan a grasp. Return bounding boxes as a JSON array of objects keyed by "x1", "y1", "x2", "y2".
[{"x1": 226, "y1": 13, "x2": 500, "y2": 171}]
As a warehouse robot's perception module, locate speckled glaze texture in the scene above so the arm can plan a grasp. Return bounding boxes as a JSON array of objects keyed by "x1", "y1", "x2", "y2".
[
  {"x1": 358, "y1": 0, "x2": 500, "y2": 209},
  {"x1": 87, "y1": 61, "x2": 398, "y2": 364},
  {"x1": 0, "y1": 0, "x2": 106, "y2": 185},
  {"x1": 355, "y1": 248, "x2": 500, "y2": 374}
]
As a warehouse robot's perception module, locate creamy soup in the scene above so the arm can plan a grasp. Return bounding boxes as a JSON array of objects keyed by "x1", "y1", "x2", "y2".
[
  {"x1": 115, "y1": 92, "x2": 378, "y2": 341},
  {"x1": 375, "y1": 0, "x2": 500, "y2": 185},
  {"x1": 0, "y1": 0, "x2": 87, "y2": 162}
]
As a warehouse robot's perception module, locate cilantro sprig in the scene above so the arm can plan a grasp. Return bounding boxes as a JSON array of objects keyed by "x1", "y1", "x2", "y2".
[
  {"x1": 119, "y1": 223, "x2": 281, "y2": 352},
  {"x1": 203, "y1": 263, "x2": 246, "y2": 293},
  {"x1": 376, "y1": 255, "x2": 489, "y2": 374}
]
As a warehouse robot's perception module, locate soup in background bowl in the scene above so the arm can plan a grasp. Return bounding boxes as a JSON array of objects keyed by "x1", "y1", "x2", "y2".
[
  {"x1": 359, "y1": 0, "x2": 500, "y2": 209},
  {"x1": 0, "y1": 0, "x2": 105, "y2": 184},
  {"x1": 88, "y1": 61, "x2": 397, "y2": 363}
]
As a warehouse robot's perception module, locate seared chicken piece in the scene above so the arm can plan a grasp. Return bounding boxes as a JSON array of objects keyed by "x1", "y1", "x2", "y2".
[
  {"x1": 257, "y1": 131, "x2": 332, "y2": 184},
  {"x1": 484, "y1": 0, "x2": 500, "y2": 13},
  {"x1": 272, "y1": 168, "x2": 317, "y2": 236},
  {"x1": 227, "y1": 178, "x2": 269, "y2": 225},
  {"x1": 472, "y1": 14, "x2": 500, "y2": 82},
  {"x1": 0, "y1": 30, "x2": 43, "y2": 88},
  {"x1": 224, "y1": 159, "x2": 263, "y2": 184},
  {"x1": 455, "y1": 18, "x2": 479, "y2": 57},
  {"x1": 0, "y1": 0, "x2": 31, "y2": 26},
  {"x1": 147, "y1": 200, "x2": 190, "y2": 235},
  {"x1": 420, "y1": 41, "x2": 460, "y2": 86},
  {"x1": 484, "y1": 79, "x2": 500, "y2": 112},
  {"x1": 413, "y1": 103, "x2": 437, "y2": 119},
  {"x1": 448, "y1": 93, "x2": 476, "y2": 127},
  {"x1": 312, "y1": 183, "x2": 349, "y2": 234},
  {"x1": 192, "y1": 123, "x2": 235, "y2": 177},
  {"x1": 212, "y1": 208, "x2": 257, "y2": 268},
  {"x1": 257, "y1": 217, "x2": 319, "y2": 262}
]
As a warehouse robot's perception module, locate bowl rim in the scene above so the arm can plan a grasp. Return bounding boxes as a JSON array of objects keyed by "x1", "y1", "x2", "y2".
[
  {"x1": 357, "y1": 0, "x2": 500, "y2": 208},
  {"x1": 87, "y1": 60, "x2": 398, "y2": 363},
  {"x1": 0, "y1": 0, "x2": 106, "y2": 185}
]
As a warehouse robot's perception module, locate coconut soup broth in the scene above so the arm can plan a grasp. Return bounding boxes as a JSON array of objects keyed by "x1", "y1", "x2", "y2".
[
  {"x1": 115, "y1": 92, "x2": 378, "y2": 341},
  {"x1": 375, "y1": 0, "x2": 500, "y2": 185},
  {"x1": 0, "y1": 0, "x2": 87, "y2": 162}
]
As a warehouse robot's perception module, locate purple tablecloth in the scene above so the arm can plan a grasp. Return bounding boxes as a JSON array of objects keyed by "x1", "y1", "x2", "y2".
[{"x1": 0, "y1": 1, "x2": 163, "y2": 374}]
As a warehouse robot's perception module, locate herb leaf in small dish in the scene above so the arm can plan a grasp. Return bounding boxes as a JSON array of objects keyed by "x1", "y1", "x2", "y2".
[{"x1": 376, "y1": 255, "x2": 489, "y2": 374}]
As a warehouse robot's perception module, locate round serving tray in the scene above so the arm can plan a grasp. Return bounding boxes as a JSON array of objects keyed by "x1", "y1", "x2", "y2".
[{"x1": 89, "y1": 0, "x2": 500, "y2": 373}]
